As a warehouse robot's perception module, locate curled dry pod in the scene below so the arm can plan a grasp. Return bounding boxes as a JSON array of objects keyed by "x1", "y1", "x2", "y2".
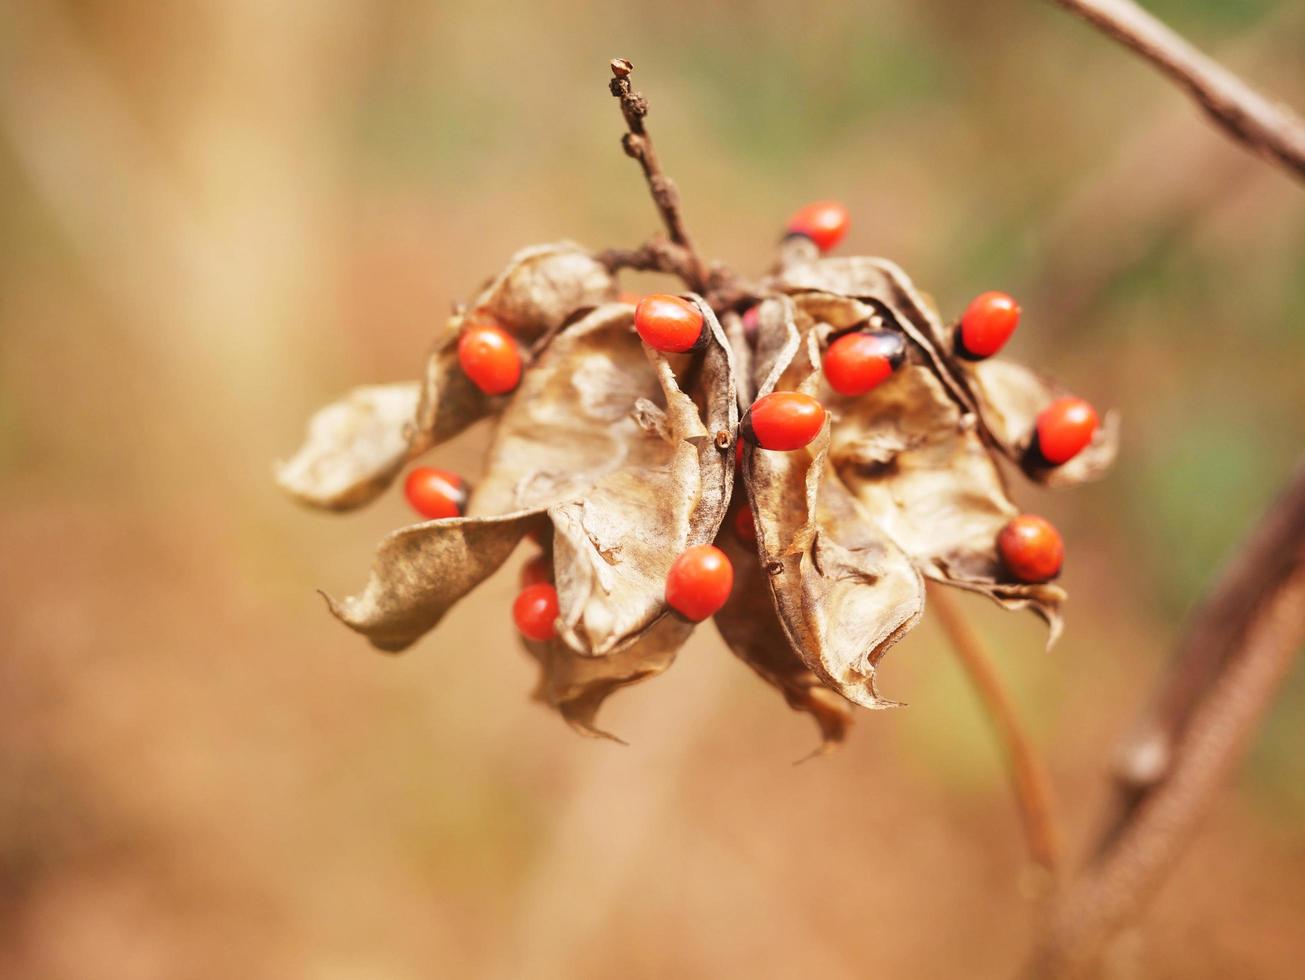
[
  {"x1": 712, "y1": 520, "x2": 854, "y2": 751},
  {"x1": 326, "y1": 300, "x2": 736, "y2": 689},
  {"x1": 964, "y1": 359, "x2": 1120, "y2": 488},
  {"x1": 521, "y1": 613, "x2": 687, "y2": 741},
  {"x1": 826, "y1": 348, "x2": 1066, "y2": 643},
  {"x1": 742, "y1": 296, "x2": 925, "y2": 708},
  {"x1": 275, "y1": 242, "x2": 614, "y2": 511}
]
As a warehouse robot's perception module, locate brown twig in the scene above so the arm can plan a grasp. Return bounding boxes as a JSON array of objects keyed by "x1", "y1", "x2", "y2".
[
  {"x1": 1025, "y1": 460, "x2": 1305, "y2": 977},
  {"x1": 929, "y1": 585, "x2": 1062, "y2": 880},
  {"x1": 608, "y1": 58, "x2": 709, "y2": 290},
  {"x1": 1050, "y1": 0, "x2": 1305, "y2": 182}
]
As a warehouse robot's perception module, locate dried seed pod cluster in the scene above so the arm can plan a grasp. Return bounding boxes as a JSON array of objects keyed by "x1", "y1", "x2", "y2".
[{"x1": 277, "y1": 202, "x2": 1117, "y2": 750}]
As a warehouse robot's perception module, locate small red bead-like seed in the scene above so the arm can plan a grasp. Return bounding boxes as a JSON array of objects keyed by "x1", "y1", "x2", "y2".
[
  {"x1": 520, "y1": 552, "x2": 553, "y2": 589},
  {"x1": 742, "y1": 391, "x2": 826, "y2": 451},
  {"x1": 513, "y1": 583, "x2": 559, "y2": 641},
  {"x1": 957, "y1": 291, "x2": 1020, "y2": 360},
  {"x1": 732, "y1": 503, "x2": 757, "y2": 545},
  {"x1": 1035, "y1": 397, "x2": 1100, "y2": 465},
  {"x1": 634, "y1": 294, "x2": 706, "y2": 353},
  {"x1": 403, "y1": 467, "x2": 467, "y2": 520},
  {"x1": 665, "y1": 544, "x2": 734, "y2": 621},
  {"x1": 998, "y1": 515, "x2": 1064, "y2": 584},
  {"x1": 822, "y1": 330, "x2": 902, "y2": 396},
  {"x1": 458, "y1": 322, "x2": 521, "y2": 395},
  {"x1": 786, "y1": 200, "x2": 850, "y2": 253}
]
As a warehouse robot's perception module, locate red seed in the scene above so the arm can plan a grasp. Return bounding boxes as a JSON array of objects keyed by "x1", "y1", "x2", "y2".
[
  {"x1": 957, "y1": 291, "x2": 1020, "y2": 359},
  {"x1": 403, "y1": 467, "x2": 468, "y2": 520},
  {"x1": 1035, "y1": 397, "x2": 1100, "y2": 465},
  {"x1": 822, "y1": 330, "x2": 904, "y2": 396},
  {"x1": 742, "y1": 392, "x2": 826, "y2": 451},
  {"x1": 665, "y1": 545, "x2": 734, "y2": 621},
  {"x1": 458, "y1": 321, "x2": 521, "y2": 395},
  {"x1": 520, "y1": 552, "x2": 553, "y2": 589},
  {"x1": 732, "y1": 503, "x2": 757, "y2": 545},
  {"x1": 786, "y1": 200, "x2": 850, "y2": 253},
  {"x1": 741, "y1": 305, "x2": 761, "y2": 345},
  {"x1": 634, "y1": 294, "x2": 706, "y2": 353},
  {"x1": 513, "y1": 583, "x2": 559, "y2": 641},
  {"x1": 998, "y1": 515, "x2": 1064, "y2": 583}
]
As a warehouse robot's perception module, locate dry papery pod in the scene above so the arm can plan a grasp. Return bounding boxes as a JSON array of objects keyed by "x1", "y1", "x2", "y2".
[
  {"x1": 275, "y1": 242, "x2": 615, "y2": 510},
  {"x1": 738, "y1": 292, "x2": 1069, "y2": 711},
  {"x1": 769, "y1": 243, "x2": 1119, "y2": 487},
  {"x1": 303, "y1": 296, "x2": 738, "y2": 734}
]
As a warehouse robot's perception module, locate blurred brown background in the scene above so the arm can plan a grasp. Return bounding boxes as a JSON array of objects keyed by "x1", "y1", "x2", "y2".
[{"x1": 2, "y1": 1, "x2": 1304, "y2": 977}]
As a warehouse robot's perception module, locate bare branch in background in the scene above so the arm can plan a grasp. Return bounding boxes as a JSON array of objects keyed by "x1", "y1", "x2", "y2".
[
  {"x1": 1026, "y1": 460, "x2": 1305, "y2": 977},
  {"x1": 1050, "y1": 0, "x2": 1305, "y2": 182},
  {"x1": 929, "y1": 586, "x2": 1062, "y2": 881}
]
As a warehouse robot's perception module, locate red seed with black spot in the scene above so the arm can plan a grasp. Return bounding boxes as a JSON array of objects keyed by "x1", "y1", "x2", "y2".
[
  {"x1": 956, "y1": 291, "x2": 1020, "y2": 360},
  {"x1": 403, "y1": 467, "x2": 468, "y2": 520}
]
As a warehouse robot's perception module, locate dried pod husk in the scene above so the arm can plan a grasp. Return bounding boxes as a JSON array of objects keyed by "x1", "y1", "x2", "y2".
[
  {"x1": 713, "y1": 520, "x2": 854, "y2": 750},
  {"x1": 274, "y1": 383, "x2": 422, "y2": 511},
  {"x1": 826, "y1": 352, "x2": 1066, "y2": 644},
  {"x1": 742, "y1": 296, "x2": 925, "y2": 708},
  {"x1": 772, "y1": 254, "x2": 976, "y2": 414},
  {"x1": 325, "y1": 509, "x2": 547, "y2": 652},
  {"x1": 522, "y1": 613, "x2": 688, "y2": 741},
  {"x1": 963, "y1": 359, "x2": 1121, "y2": 488},
  {"x1": 473, "y1": 299, "x2": 736, "y2": 656},
  {"x1": 328, "y1": 300, "x2": 736, "y2": 658},
  {"x1": 275, "y1": 242, "x2": 614, "y2": 511}
]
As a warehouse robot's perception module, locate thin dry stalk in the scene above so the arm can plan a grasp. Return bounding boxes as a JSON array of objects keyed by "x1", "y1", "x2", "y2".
[
  {"x1": 929, "y1": 585, "x2": 1062, "y2": 880},
  {"x1": 1051, "y1": 0, "x2": 1305, "y2": 181}
]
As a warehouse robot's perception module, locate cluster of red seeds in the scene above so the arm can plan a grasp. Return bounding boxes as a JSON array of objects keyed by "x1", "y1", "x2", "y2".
[{"x1": 403, "y1": 200, "x2": 1101, "y2": 641}]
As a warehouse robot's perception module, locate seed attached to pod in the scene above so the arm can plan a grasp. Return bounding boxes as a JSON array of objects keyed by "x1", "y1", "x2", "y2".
[
  {"x1": 403, "y1": 467, "x2": 469, "y2": 520},
  {"x1": 513, "y1": 583, "x2": 559, "y2": 641},
  {"x1": 956, "y1": 291, "x2": 1020, "y2": 360},
  {"x1": 822, "y1": 329, "x2": 906, "y2": 396},
  {"x1": 458, "y1": 320, "x2": 521, "y2": 395},
  {"x1": 741, "y1": 391, "x2": 826, "y2": 451},
  {"x1": 785, "y1": 200, "x2": 850, "y2": 253},
  {"x1": 1034, "y1": 396, "x2": 1100, "y2": 465},
  {"x1": 634, "y1": 294, "x2": 706, "y2": 353},
  {"x1": 998, "y1": 514, "x2": 1064, "y2": 583},
  {"x1": 665, "y1": 544, "x2": 734, "y2": 621}
]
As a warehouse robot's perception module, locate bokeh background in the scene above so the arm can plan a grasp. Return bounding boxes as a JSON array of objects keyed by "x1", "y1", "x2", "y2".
[{"x1": 2, "y1": 1, "x2": 1304, "y2": 977}]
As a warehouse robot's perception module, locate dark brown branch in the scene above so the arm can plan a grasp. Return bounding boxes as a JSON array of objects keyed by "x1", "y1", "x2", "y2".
[
  {"x1": 929, "y1": 585, "x2": 1062, "y2": 880},
  {"x1": 608, "y1": 59, "x2": 708, "y2": 290},
  {"x1": 1051, "y1": 0, "x2": 1305, "y2": 182},
  {"x1": 1099, "y1": 457, "x2": 1305, "y2": 850},
  {"x1": 1026, "y1": 459, "x2": 1305, "y2": 977}
]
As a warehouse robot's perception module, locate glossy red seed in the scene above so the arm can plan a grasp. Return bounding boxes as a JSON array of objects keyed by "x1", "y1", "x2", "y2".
[
  {"x1": 958, "y1": 291, "x2": 1020, "y2": 359},
  {"x1": 736, "y1": 438, "x2": 745, "y2": 465},
  {"x1": 520, "y1": 552, "x2": 553, "y2": 589},
  {"x1": 665, "y1": 545, "x2": 734, "y2": 621},
  {"x1": 1036, "y1": 397, "x2": 1100, "y2": 465},
  {"x1": 403, "y1": 467, "x2": 467, "y2": 520},
  {"x1": 634, "y1": 294, "x2": 705, "y2": 353},
  {"x1": 513, "y1": 583, "x2": 559, "y2": 641},
  {"x1": 458, "y1": 321, "x2": 521, "y2": 395},
  {"x1": 998, "y1": 515, "x2": 1064, "y2": 583},
  {"x1": 732, "y1": 503, "x2": 757, "y2": 545},
  {"x1": 786, "y1": 200, "x2": 850, "y2": 253},
  {"x1": 743, "y1": 392, "x2": 826, "y2": 451},
  {"x1": 822, "y1": 331, "x2": 902, "y2": 396}
]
